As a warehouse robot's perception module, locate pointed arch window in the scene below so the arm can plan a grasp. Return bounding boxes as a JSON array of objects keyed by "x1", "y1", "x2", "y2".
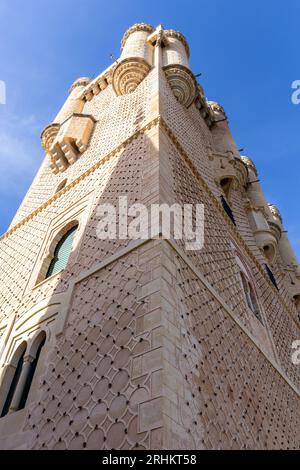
[
  {"x1": 240, "y1": 271, "x2": 263, "y2": 323},
  {"x1": 232, "y1": 242, "x2": 264, "y2": 325},
  {"x1": 46, "y1": 225, "x2": 78, "y2": 278}
]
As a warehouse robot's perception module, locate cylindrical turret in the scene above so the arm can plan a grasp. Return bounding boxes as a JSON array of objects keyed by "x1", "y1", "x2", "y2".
[
  {"x1": 268, "y1": 204, "x2": 300, "y2": 311},
  {"x1": 268, "y1": 204, "x2": 299, "y2": 272},
  {"x1": 112, "y1": 23, "x2": 154, "y2": 96},
  {"x1": 277, "y1": 226, "x2": 298, "y2": 269},
  {"x1": 242, "y1": 156, "x2": 278, "y2": 262},
  {"x1": 162, "y1": 29, "x2": 190, "y2": 68},
  {"x1": 54, "y1": 77, "x2": 91, "y2": 124},
  {"x1": 120, "y1": 24, "x2": 153, "y2": 64},
  {"x1": 241, "y1": 157, "x2": 270, "y2": 209},
  {"x1": 41, "y1": 77, "x2": 93, "y2": 174},
  {"x1": 162, "y1": 28, "x2": 196, "y2": 108},
  {"x1": 208, "y1": 102, "x2": 240, "y2": 158}
]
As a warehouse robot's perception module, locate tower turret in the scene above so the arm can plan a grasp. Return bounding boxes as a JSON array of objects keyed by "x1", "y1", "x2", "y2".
[
  {"x1": 161, "y1": 29, "x2": 196, "y2": 108},
  {"x1": 207, "y1": 102, "x2": 247, "y2": 201},
  {"x1": 41, "y1": 77, "x2": 95, "y2": 174},
  {"x1": 208, "y1": 101, "x2": 240, "y2": 159},
  {"x1": 54, "y1": 77, "x2": 91, "y2": 123},
  {"x1": 242, "y1": 156, "x2": 279, "y2": 262},
  {"x1": 112, "y1": 23, "x2": 154, "y2": 96},
  {"x1": 268, "y1": 204, "x2": 300, "y2": 312}
]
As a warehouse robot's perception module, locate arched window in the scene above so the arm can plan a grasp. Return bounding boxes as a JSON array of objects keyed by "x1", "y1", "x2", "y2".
[
  {"x1": 220, "y1": 177, "x2": 234, "y2": 200},
  {"x1": 18, "y1": 333, "x2": 46, "y2": 410},
  {"x1": 0, "y1": 333, "x2": 47, "y2": 418},
  {"x1": 240, "y1": 271, "x2": 262, "y2": 323},
  {"x1": 262, "y1": 243, "x2": 276, "y2": 264},
  {"x1": 46, "y1": 225, "x2": 78, "y2": 278},
  {"x1": 0, "y1": 342, "x2": 26, "y2": 417}
]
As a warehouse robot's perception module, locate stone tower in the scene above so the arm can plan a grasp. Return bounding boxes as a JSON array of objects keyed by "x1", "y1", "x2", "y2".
[{"x1": 0, "y1": 23, "x2": 299, "y2": 450}]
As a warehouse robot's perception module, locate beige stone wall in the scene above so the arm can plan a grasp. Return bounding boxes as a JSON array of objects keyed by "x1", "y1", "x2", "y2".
[{"x1": 0, "y1": 24, "x2": 299, "y2": 449}]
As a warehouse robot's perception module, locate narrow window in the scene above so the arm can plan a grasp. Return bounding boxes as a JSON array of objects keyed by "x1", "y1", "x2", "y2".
[
  {"x1": 240, "y1": 272, "x2": 252, "y2": 310},
  {"x1": 55, "y1": 178, "x2": 68, "y2": 194},
  {"x1": 18, "y1": 335, "x2": 46, "y2": 410},
  {"x1": 0, "y1": 344, "x2": 26, "y2": 417},
  {"x1": 220, "y1": 195, "x2": 236, "y2": 226},
  {"x1": 240, "y1": 271, "x2": 263, "y2": 323},
  {"x1": 220, "y1": 177, "x2": 233, "y2": 200},
  {"x1": 264, "y1": 264, "x2": 278, "y2": 290},
  {"x1": 262, "y1": 243, "x2": 275, "y2": 263},
  {"x1": 46, "y1": 225, "x2": 78, "y2": 278}
]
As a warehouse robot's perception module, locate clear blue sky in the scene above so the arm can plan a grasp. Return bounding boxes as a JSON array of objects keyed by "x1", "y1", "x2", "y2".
[{"x1": 0, "y1": 0, "x2": 299, "y2": 258}]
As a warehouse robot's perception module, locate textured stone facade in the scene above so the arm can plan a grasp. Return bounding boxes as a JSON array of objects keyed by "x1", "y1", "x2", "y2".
[{"x1": 0, "y1": 24, "x2": 299, "y2": 450}]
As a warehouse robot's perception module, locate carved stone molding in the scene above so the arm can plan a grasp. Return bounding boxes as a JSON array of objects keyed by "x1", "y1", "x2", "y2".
[
  {"x1": 268, "y1": 203, "x2": 283, "y2": 224},
  {"x1": 207, "y1": 101, "x2": 227, "y2": 121},
  {"x1": 43, "y1": 114, "x2": 96, "y2": 174},
  {"x1": 163, "y1": 64, "x2": 197, "y2": 108},
  {"x1": 68, "y1": 77, "x2": 91, "y2": 94},
  {"x1": 269, "y1": 221, "x2": 282, "y2": 243},
  {"x1": 164, "y1": 29, "x2": 190, "y2": 58},
  {"x1": 81, "y1": 70, "x2": 112, "y2": 102},
  {"x1": 121, "y1": 23, "x2": 154, "y2": 50},
  {"x1": 41, "y1": 123, "x2": 60, "y2": 153},
  {"x1": 233, "y1": 157, "x2": 249, "y2": 187},
  {"x1": 241, "y1": 156, "x2": 258, "y2": 177},
  {"x1": 193, "y1": 88, "x2": 215, "y2": 127},
  {"x1": 112, "y1": 58, "x2": 151, "y2": 96}
]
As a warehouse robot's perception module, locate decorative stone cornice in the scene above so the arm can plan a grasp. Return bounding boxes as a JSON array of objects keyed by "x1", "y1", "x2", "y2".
[
  {"x1": 269, "y1": 221, "x2": 282, "y2": 243},
  {"x1": 121, "y1": 23, "x2": 154, "y2": 50},
  {"x1": 41, "y1": 123, "x2": 60, "y2": 152},
  {"x1": 241, "y1": 155, "x2": 258, "y2": 177},
  {"x1": 81, "y1": 69, "x2": 113, "y2": 102},
  {"x1": 207, "y1": 101, "x2": 227, "y2": 121},
  {"x1": 163, "y1": 64, "x2": 197, "y2": 108},
  {"x1": 41, "y1": 114, "x2": 96, "y2": 174},
  {"x1": 112, "y1": 58, "x2": 151, "y2": 96},
  {"x1": 268, "y1": 203, "x2": 283, "y2": 224},
  {"x1": 233, "y1": 156, "x2": 249, "y2": 187},
  {"x1": 196, "y1": 83, "x2": 205, "y2": 100},
  {"x1": 164, "y1": 29, "x2": 190, "y2": 58},
  {"x1": 194, "y1": 88, "x2": 214, "y2": 127},
  {"x1": 68, "y1": 77, "x2": 91, "y2": 94}
]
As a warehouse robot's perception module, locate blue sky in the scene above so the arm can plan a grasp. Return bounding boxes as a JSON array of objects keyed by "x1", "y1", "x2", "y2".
[{"x1": 0, "y1": 0, "x2": 299, "y2": 258}]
